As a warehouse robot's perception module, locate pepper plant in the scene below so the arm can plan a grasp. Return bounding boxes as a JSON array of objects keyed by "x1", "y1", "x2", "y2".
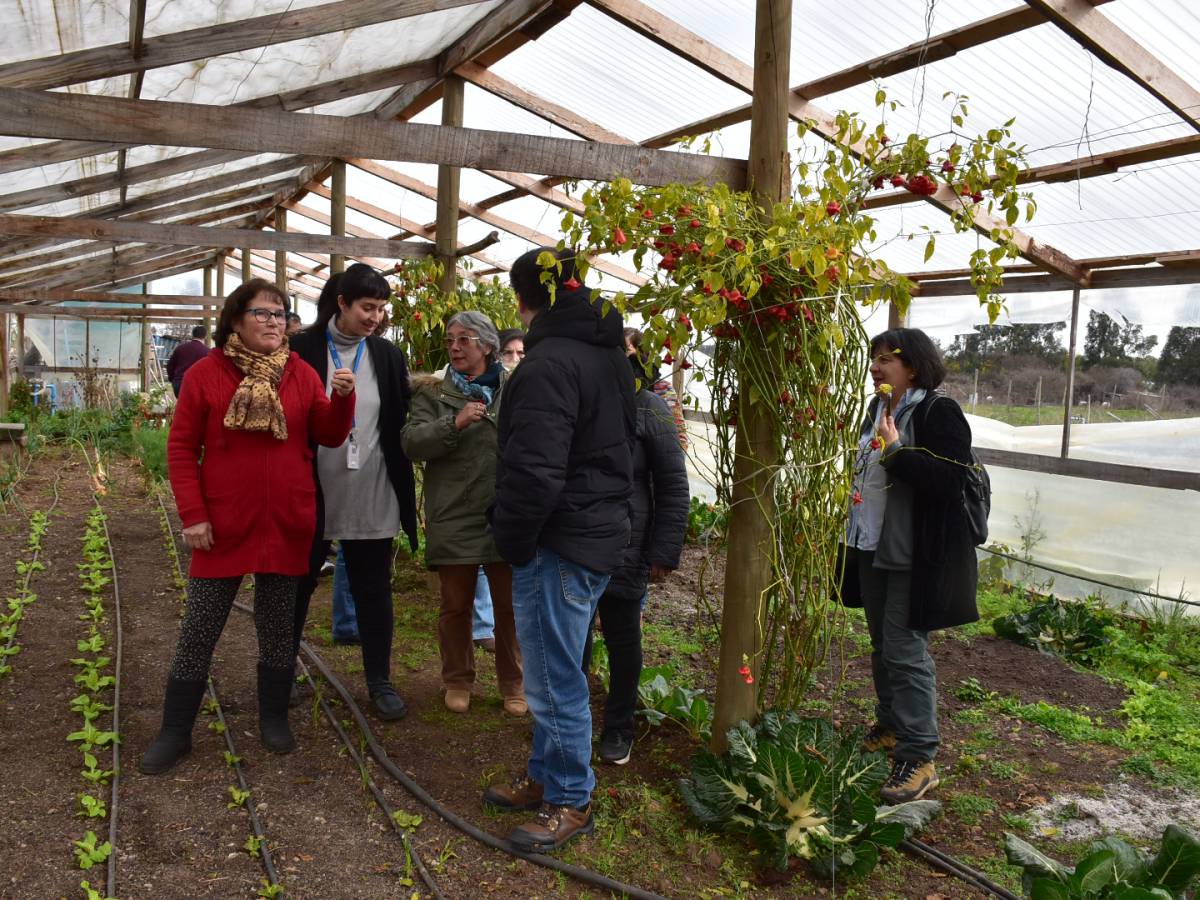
[{"x1": 553, "y1": 91, "x2": 1034, "y2": 716}]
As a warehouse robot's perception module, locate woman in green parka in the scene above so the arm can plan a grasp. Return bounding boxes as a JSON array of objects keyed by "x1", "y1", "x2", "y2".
[{"x1": 401, "y1": 310, "x2": 525, "y2": 716}]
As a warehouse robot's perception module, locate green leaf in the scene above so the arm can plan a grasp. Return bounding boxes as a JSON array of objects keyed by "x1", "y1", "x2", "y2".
[
  {"x1": 1070, "y1": 848, "x2": 1119, "y2": 894},
  {"x1": 1090, "y1": 835, "x2": 1146, "y2": 883},
  {"x1": 1029, "y1": 877, "x2": 1071, "y2": 900},
  {"x1": 875, "y1": 799, "x2": 941, "y2": 837},
  {"x1": 1146, "y1": 824, "x2": 1200, "y2": 893},
  {"x1": 1004, "y1": 832, "x2": 1072, "y2": 884},
  {"x1": 924, "y1": 236, "x2": 936, "y2": 263}
]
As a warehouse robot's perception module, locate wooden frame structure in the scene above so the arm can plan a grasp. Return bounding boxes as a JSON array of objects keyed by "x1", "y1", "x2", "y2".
[{"x1": 0, "y1": 0, "x2": 1198, "y2": 443}]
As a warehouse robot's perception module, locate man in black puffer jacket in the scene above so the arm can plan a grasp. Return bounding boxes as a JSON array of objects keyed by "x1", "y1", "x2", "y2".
[{"x1": 482, "y1": 247, "x2": 635, "y2": 853}]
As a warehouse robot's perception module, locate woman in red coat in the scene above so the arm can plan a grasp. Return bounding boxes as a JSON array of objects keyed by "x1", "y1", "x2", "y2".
[{"x1": 140, "y1": 279, "x2": 355, "y2": 775}]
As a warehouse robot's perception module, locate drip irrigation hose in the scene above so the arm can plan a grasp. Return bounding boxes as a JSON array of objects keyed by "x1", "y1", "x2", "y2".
[
  {"x1": 153, "y1": 489, "x2": 282, "y2": 895},
  {"x1": 0, "y1": 470, "x2": 62, "y2": 668},
  {"x1": 298, "y1": 642, "x2": 670, "y2": 900},
  {"x1": 292, "y1": 652, "x2": 443, "y2": 900},
  {"x1": 901, "y1": 838, "x2": 1023, "y2": 900},
  {"x1": 96, "y1": 500, "x2": 124, "y2": 899}
]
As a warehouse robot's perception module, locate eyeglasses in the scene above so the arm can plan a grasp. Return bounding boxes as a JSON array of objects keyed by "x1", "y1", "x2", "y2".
[
  {"x1": 443, "y1": 335, "x2": 482, "y2": 349},
  {"x1": 247, "y1": 307, "x2": 287, "y2": 323}
]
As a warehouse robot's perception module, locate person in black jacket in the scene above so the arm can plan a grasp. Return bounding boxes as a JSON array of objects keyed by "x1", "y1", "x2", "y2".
[
  {"x1": 481, "y1": 247, "x2": 635, "y2": 853},
  {"x1": 590, "y1": 329, "x2": 689, "y2": 766},
  {"x1": 840, "y1": 327, "x2": 978, "y2": 804},
  {"x1": 290, "y1": 265, "x2": 420, "y2": 721}
]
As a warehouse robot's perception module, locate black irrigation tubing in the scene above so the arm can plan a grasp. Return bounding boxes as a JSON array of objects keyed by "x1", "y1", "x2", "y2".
[
  {"x1": 901, "y1": 838, "x2": 1023, "y2": 900},
  {"x1": 1, "y1": 468, "x2": 63, "y2": 667},
  {"x1": 151, "y1": 488, "x2": 282, "y2": 895},
  {"x1": 978, "y1": 546, "x2": 1200, "y2": 608},
  {"x1": 297, "y1": 641, "x2": 670, "y2": 900},
  {"x1": 95, "y1": 497, "x2": 124, "y2": 899},
  {"x1": 290, "y1": 649, "x2": 443, "y2": 900}
]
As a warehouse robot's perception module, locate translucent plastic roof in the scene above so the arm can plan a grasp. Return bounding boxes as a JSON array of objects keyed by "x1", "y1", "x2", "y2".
[{"x1": 1, "y1": 0, "x2": 1199, "y2": 342}]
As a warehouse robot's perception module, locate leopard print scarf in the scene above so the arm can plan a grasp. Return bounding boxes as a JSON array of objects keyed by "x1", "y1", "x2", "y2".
[{"x1": 222, "y1": 332, "x2": 290, "y2": 441}]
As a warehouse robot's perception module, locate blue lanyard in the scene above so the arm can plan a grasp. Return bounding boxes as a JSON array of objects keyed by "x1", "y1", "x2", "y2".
[{"x1": 326, "y1": 331, "x2": 366, "y2": 432}]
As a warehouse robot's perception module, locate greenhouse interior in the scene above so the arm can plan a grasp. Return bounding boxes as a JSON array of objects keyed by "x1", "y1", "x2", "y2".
[{"x1": 2, "y1": 1, "x2": 1200, "y2": 898}]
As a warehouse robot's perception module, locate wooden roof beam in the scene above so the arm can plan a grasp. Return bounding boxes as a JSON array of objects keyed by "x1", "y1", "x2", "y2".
[
  {"x1": 0, "y1": 0, "x2": 486, "y2": 90},
  {"x1": 1025, "y1": 0, "x2": 1200, "y2": 132},
  {"x1": 587, "y1": 0, "x2": 1088, "y2": 286},
  {"x1": 0, "y1": 289, "x2": 225, "y2": 306}
]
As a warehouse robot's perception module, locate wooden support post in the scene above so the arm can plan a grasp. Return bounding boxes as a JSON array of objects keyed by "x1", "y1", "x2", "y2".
[
  {"x1": 241, "y1": 245, "x2": 252, "y2": 283},
  {"x1": 139, "y1": 282, "x2": 150, "y2": 393},
  {"x1": 274, "y1": 206, "x2": 288, "y2": 293},
  {"x1": 887, "y1": 301, "x2": 906, "y2": 329},
  {"x1": 203, "y1": 266, "x2": 214, "y2": 344},
  {"x1": 435, "y1": 76, "x2": 465, "y2": 297},
  {"x1": 330, "y1": 158, "x2": 347, "y2": 276},
  {"x1": 215, "y1": 252, "x2": 225, "y2": 330},
  {"x1": 1061, "y1": 285, "x2": 1081, "y2": 459},
  {"x1": 15, "y1": 313, "x2": 24, "y2": 379},
  {"x1": 711, "y1": 0, "x2": 791, "y2": 753},
  {"x1": 0, "y1": 311, "x2": 9, "y2": 416}
]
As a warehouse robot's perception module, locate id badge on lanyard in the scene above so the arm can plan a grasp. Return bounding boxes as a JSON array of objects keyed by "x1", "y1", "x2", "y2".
[{"x1": 327, "y1": 330, "x2": 367, "y2": 472}]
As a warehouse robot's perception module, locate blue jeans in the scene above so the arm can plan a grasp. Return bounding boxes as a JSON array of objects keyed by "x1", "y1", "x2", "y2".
[
  {"x1": 512, "y1": 546, "x2": 609, "y2": 808},
  {"x1": 472, "y1": 566, "x2": 495, "y2": 641},
  {"x1": 331, "y1": 547, "x2": 360, "y2": 641}
]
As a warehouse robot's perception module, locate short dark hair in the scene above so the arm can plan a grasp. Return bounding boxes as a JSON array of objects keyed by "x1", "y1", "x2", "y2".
[
  {"x1": 214, "y1": 278, "x2": 288, "y2": 348},
  {"x1": 869, "y1": 327, "x2": 946, "y2": 390},
  {"x1": 191, "y1": 325, "x2": 207, "y2": 339},
  {"x1": 308, "y1": 264, "x2": 390, "y2": 334},
  {"x1": 498, "y1": 328, "x2": 526, "y2": 352},
  {"x1": 286, "y1": 312, "x2": 301, "y2": 324},
  {"x1": 510, "y1": 246, "x2": 581, "y2": 311}
]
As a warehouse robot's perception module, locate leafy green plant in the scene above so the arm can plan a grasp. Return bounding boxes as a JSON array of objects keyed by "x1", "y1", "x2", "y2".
[
  {"x1": 993, "y1": 595, "x2": 1115, "y2": 663},
  {"x1": 79, "y1": 879, "x2": 116, "y2": 900},
  {"x1": 228, "y1": 786, "x2": 250, "y2": 809},
  {"x1": 72, "y1": 831, "x2": 112, "y2": 870},
  {"x1": 244, "y1": 834, "x2": 263, "y2": 858},
  {"x1": 686, "y1": 497, "x2": 728, "y2": 543},
  {"x1": 257, "y1": 879, "x2": 284, "y2": 899},
  {"x1": 678, "y1": 712, "x2": 940, "y2": 877},
  {"x1": 637, "y1": 666, "x2": 713, "y2": 741},
  {"x1": 1003, "y1": 824, "x2": 1200, "y2": 899},
  {"x1": 391, "y1": 810, "x2": 423, "y2": 830}
]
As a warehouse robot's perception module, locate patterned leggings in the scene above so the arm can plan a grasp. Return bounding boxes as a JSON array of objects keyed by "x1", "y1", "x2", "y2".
[{"x1": 169, "y1": 574, "x2": 297, "y2": 681}]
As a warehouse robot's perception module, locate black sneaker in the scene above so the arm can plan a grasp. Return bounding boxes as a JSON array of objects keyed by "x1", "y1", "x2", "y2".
[
  {"x1": 597, "y1": 730, "x2": 633, "y2": 765},
  {"x1": 369, "y1": 686, "x2": 408, "y2": 721}
]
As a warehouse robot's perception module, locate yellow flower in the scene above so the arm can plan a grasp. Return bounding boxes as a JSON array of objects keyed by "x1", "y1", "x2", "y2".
[{"x1": 878, "y1": 383, "x2": 893, "y2": 396}]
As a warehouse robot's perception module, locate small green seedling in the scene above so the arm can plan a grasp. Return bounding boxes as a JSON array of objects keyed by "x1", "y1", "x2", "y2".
[
  {"x1": 227, "y1": 786, "x2": 250, "y2": 809},
  {"x1": 73, "y1": 831, "x2": 112, "y2": 870}
]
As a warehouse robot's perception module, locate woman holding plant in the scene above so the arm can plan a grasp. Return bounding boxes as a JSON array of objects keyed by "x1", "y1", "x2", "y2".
[
  {"x1": 141, "y1": 279, "x2": 355, "y2": 775},
  {"x1": 840, "y1": 327, "x2": 978, "y2": 803}
]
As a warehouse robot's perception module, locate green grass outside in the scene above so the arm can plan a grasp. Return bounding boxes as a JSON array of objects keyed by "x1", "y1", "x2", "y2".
[{"x1": 967, "y1": 402, "x2": 1194, "y2": 427}]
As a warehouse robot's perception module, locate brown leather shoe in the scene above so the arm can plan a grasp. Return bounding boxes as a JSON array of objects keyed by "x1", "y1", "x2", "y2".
[
  {"x1": 502, "y1": 696, "x2": 528, "y2": 717},
  {"x1": 482, "y1": 774, "x2": 544, "y2": 811},
  {"x1": 474, "y1": 637, "x2": 496, "y2": 652},
  {"x1": 508, "y1": 802, "x2": 594, "y2": 852}
]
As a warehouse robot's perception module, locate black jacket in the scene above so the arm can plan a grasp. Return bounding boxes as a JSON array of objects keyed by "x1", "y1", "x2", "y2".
[
  {"x1": 493, "y1": 289, "x2": 636, "y2": 573},
  {"x1": 290, "y1": 329, "x2": 420, "y2": 552},
  {"x1": 839, "y1": 392, "x2": 979, "y2": 630},
  {"x1": 604, "y1": 385, "x2": 690, "y2": 600}
]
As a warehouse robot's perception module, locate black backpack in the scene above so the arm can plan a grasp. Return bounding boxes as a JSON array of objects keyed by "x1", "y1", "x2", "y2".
[{"x1": 920, "y1": 394, "x2": 990, "y2": 546}]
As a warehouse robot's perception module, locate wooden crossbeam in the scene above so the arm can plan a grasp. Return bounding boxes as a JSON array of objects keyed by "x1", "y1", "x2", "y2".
[
  {"x1": 350, "y1": 158, "x2": 647, "y2": 286},
  {"x1": 0, "y1": 88, "x2": 746, "y2": 189},
  {"x1": 914, "y1": 263, "x2": 1200, "y2": 296},
  {"x1": 0, "y1": 59, "x2": 438, "y2": 178},
  {"x1": 0, "y1": 213, "x2": 435, "y2": 259},
  {"x1": 0, "y1": 0, "x2": 485, "y2": 90},
  {"x1": 587, "y1": 0, "x2": 1087, "y2": 285},
  {"x1": 1025, "y1": 0, "x2": 1200, "y2": 132},
  {"x1": 6, "y1": 243, "x2": 210, "y2": 291},
  {"x1": 0, "y1": 290, "x2": 226, "y2": 306},
  {"x1": 0, "y1": 303, "x2": 215, "y2": 320}
]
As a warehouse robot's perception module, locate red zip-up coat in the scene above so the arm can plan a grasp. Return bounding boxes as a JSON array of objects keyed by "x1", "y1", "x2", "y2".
[{"x1": 168, "y1": 348, "x2": 354, "y2": 578}]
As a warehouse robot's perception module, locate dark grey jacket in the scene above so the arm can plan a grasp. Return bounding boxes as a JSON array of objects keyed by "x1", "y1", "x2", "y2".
[{"x1": 604, "y1": 387, "x2": 690, "y2": 601}]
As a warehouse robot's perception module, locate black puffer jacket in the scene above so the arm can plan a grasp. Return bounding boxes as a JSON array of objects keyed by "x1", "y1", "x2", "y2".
[
  {"x1": 604, "y1": 384, "x2": 690, "y2": 600},
  {"x1": 492, "y1": 289, "x2": 636, "y2": 573},
  {"x1": 289, "y1": 329, "x2": 420, "y2": 552}
]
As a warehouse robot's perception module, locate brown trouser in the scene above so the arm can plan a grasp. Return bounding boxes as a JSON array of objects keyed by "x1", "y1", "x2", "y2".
[{"x1": 438, "y1": 563, "x2": 523, "y2": 698}]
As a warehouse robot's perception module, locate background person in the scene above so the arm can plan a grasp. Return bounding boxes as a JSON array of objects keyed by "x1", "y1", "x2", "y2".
[
  {"x1": 589, "y1": 329, "x2": 689, "y2": 767},
  {"x1": 291, "y1": 264, "x2": 419, "y2": 721},
  {"x1": 166, "y1": 325, "x2": 209, "y2": 398},
  {"x1": 285, "y1": 312, "x2": 303, "y2": 337},
  {"x1": 840, "y1": 327, "x2": 979, "y2": 804},
  {"x1": 140, "y1": 279, "x2": 354, "y2": 774},
  {"x1": 482, "y1": 248, "x2": 635, "y2": 853},
  {"x1": 498, "y1": 328, "x2": 526, "y2": 371},
  {"x1": 401, "y1": 311, "x2": 524, "y2": 716}
]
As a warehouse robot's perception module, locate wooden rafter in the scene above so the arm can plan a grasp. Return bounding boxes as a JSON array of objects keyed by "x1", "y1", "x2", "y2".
[
  {"x1": 0, "y1": 213, "x2": 436, "y2": 259},
  {"x1": 586, "y1": 0, "x2": 1088, "y2": 285},
  {"x1": 1025, "y1": 0, "x2": 1200, "y2": 132},
  {"x1": 0, "y1": 290, "x2": 225, "y2": 306},
  {"x1": 0, "y1": 0, "x2": 486, "y2": 90}
]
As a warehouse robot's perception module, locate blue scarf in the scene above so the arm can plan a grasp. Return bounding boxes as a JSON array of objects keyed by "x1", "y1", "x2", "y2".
[{"x1": 450, "y1": 362, "x2": 503, "y2": 406}]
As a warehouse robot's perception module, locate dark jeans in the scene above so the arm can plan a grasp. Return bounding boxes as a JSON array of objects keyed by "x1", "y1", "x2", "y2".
[
  {"x1": 585, "y1": 591, "x2": 643, "y2": 737},
  {"x1": 857, "y1": 549, "x2": 939, "y2": 762},
  {"x1": 295, "y1": 538, "x2": 396, "y2": 689}
]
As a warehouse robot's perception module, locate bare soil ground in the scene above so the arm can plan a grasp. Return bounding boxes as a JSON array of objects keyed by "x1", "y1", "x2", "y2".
[{"x1": 0, "y1": 447, "x2": 1163, "y2": 900}]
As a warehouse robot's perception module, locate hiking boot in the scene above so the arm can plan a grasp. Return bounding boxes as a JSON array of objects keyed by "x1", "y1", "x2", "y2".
[
  {"x1": 862, "y1": 723, "x2": 897, "y2": 755},
  {"x1": 597, "y1": 730, "x2": 633, "y2": 766},
  {"x1": 502, "y1": 696, "x2": 528, "y2": 717},
  {"x1": 474, "y1": 637, "x2": 496, "y2": 653},
  {"x1": 139, "y1": 676, "x2": 207, "y2": 775},
  {"x1": 257, "y1": 664, "x2": 297, "y2": 754},
  {"x1": 445, "y1": 689, "x2": 471, "y2": 713},
  {"x1": 880, "y1": 759, "x2": 939, "y2": 803},
  {"x1": 508, "y1": 802, "x2": 594, "y2": 852},
  {"x1": 482, "y1": 774, "x2": 544, "y2": 811},
  {"x1": 369, "y1": 684, "x2": 408, "y2": 721}
]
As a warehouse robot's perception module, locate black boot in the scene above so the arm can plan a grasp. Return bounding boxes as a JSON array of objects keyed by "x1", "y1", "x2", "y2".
[
  {"x1": 257, "y1": 663, "x2": 297, "y2": 754},
  {"x1": 139, "y1": 676, "x2": 207, "y2": 775}
]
